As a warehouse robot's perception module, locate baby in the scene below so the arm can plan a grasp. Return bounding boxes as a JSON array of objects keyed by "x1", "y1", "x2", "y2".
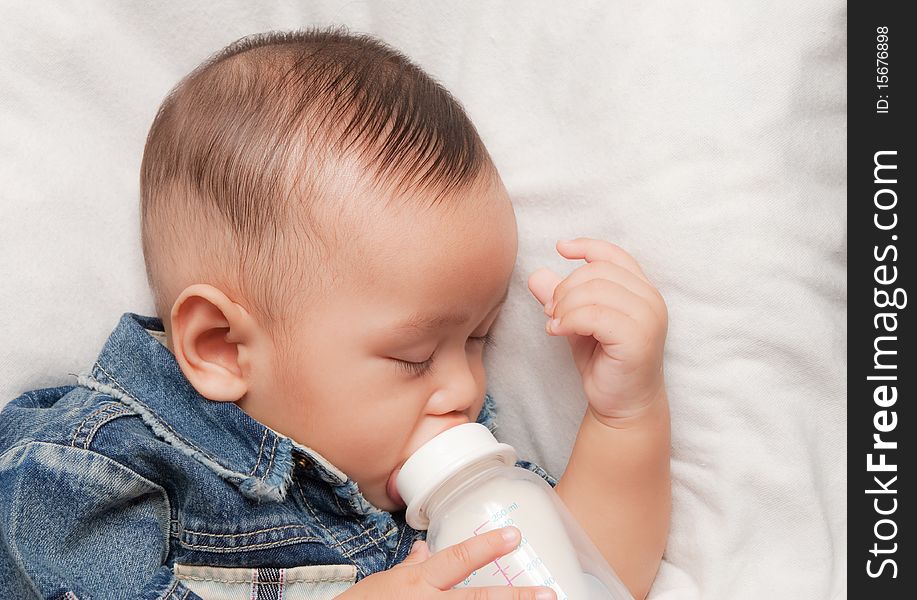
[{"x1": 0, "y1": 27, "x2": 670, "y2": 600}]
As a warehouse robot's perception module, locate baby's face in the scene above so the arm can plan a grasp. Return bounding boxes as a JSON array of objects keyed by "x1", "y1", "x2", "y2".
[{"x1": 240, "y1": 176, "x2": 518, "y2": 512}]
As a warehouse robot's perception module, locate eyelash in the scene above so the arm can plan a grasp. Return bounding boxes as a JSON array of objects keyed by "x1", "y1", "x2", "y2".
[{"x1": 396, "y1": 332, "x2": 496, "y2": 377}]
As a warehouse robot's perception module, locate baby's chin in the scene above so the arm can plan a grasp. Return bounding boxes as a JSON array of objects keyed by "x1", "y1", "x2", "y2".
[{"x1": 364, "y1": 468, "x2": 406, "y2": 513}]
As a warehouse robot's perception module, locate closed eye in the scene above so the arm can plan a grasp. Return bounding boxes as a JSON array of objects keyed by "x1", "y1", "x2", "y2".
[
  {"x1": 471, "y1": 331, "x2": 496, "y2": 348},
  {"x1": 395, "y1": 355, "x2": 435, "y2": 377},
  {"x1": 394, "y1": 332, "x2": 496, "y2": 377}
]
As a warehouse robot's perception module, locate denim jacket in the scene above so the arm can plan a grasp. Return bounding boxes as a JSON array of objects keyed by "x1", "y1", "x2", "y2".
[{"x1": 0, "y1": 313, "x2": 557, "y2": 600}]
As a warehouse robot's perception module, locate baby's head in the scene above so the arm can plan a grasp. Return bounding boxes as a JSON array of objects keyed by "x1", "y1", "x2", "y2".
[{"x1": 140, "y1": 27, "x2": 518, "y2": 511}]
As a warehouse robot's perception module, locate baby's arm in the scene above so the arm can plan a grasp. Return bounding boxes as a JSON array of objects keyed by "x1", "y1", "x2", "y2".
[
  {"x1": 529, "y1": 238, "x2": 672, "y2": 600},
  {"x1": 554, "y1": 388, "x2": 670, "y2": 600}
]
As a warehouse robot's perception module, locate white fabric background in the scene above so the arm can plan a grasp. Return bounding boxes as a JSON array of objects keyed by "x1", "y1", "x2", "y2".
[{"x1": 0, "y1": 2, "x2": 846, "y2": 599}]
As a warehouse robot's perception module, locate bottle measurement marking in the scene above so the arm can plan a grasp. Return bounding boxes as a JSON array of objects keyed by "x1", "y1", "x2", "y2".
[
  {"x1": 461, "y1": 500, "x2": 568, "y2": 598},
  {"x1": 468, "y1": 502, "x2": 531, "y2": 587},
  {"x1": 474, "y1": 501, "x2": 520, "y2": 534},
  {"x1": 489, "y1": 556, "x2": 526, "y2": 585}
]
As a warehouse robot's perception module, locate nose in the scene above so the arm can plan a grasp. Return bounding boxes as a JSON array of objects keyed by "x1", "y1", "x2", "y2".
[{"x1": 427, "y1": 353, "x2": 481, "y2": 416}]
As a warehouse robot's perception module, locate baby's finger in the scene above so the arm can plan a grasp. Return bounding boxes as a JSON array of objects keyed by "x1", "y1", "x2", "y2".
[
  {"x1": 547, "y1": 261, "x2": 664, "y2": 321},
  {"x1": 420, "y1": 526, "x2": 522, "y2": 590},
  {"x1": 528, "y1": 267, "x2": 564, "y2": 314},
  {"x1": 551, "y1": 279, "x2": 658, "y2": 330},
  {"x1": 547, "y1": 302, "x2": 643, "y2": 350},
  {"x1": 396, "y1": 540, "x2": 430, "y2": 567},
  {"x1": 556, "y1": 238, "x2": 652, "y2": 285}
]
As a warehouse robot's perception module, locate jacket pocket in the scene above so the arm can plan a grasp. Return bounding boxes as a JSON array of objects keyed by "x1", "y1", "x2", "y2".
[{"x1": 173, "y1": 563, "x2": 357, "y2": 599}]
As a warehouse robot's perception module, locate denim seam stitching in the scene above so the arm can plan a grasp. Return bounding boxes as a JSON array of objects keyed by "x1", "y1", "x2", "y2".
[
  {"x1": 328, "y1": 490, "x2": 383, "y2": 548},
  {"x1": 330, "y1": 487, "x2": 348, "y2": 517},
  {"x1": 346, "y1": 536, "x2": 389, "y2": 556},
  {"x1": 337, "y1": 526, "x2": 379, "y2": 545},
  {"x1": 260, "y1": 434, "x2": 279, "y2": 485},
  {"x1": 249, "y1": 429, "x2": 268, "y2": 477},
  {"x1": 177, "y1": 573, "x2": 353, "y2": 584},
  {"x1": 351, "y1": 497, "x2": 389, "y2": 555},
  {"x1": 303, "y1": 480, "x2": 387, "y2": 551},
  {"x1": 292, "y1": 477, "x2": 370, "y2": 577},
  {"x1": 179, "y1": 535, "x2": 322, "y2": 552},
  {"x1": 170, "y1": 518, "x2": 183, "y2": 539},
  {"x1": 78, "y1": 370, "x2": 273, "y2": 499},
  {"x1": 387, "y1": 523, "x2": 407, "y2": 569},
  {"x1": 83, "y1": 405, "x2": 133, "y2": 449},
  {"x1": 182, "y1": 524, "x2": 313, "y2": 538},
  {"x1": 70, "y1": 403, "x2": 101, "y2": 448},
  {"x1": 358, "y1": 523, "x2": 388, "y2": 556},
  {"x1": 295, "y1": 478, "x2": 346, "y2": 552},
  {"x1": 86, "y1": 366, "x2": 223, "y2": 468},
  {"x1": 69, "y1": 394, "x2": 109, "y2": 448},
  {"x1": 158, "y1": 577, "x2": 179, "y2": 600}
]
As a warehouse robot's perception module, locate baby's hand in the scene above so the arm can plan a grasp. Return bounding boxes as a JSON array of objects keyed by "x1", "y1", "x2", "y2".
[
  {"x1": 528, "y1": 237, "x2": 668, "y2": 423},
  {"x1": 337, "y1": 526, "x2": 555, "y2": 599}
]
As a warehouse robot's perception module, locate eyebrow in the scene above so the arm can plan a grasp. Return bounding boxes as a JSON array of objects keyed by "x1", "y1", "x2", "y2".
[{"x1": 391, "y1": 284, "x2": 511, "y2": 334}]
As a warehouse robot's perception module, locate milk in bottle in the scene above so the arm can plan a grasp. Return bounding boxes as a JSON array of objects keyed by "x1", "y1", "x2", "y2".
[{"x1": 395, "y1": 423, "x2": 633, "y2": 599}]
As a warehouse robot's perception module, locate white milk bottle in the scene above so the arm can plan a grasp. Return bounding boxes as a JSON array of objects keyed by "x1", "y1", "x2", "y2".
[{"x1": 396, "y1": 422, "x2": 633, "y2": 599}]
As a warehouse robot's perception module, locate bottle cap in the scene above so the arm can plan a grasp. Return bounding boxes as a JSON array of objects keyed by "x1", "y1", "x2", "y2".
[{"x1": 396, "y1": 422, "x2": 517, "y2": 529}]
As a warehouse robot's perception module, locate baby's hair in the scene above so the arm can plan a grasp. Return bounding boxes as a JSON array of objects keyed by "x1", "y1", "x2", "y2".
[{"x1": 140, "y1": 25, "x2": 497, "y2": 352}]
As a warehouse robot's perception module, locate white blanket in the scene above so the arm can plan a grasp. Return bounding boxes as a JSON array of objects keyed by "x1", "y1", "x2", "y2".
[{"x1": 0, "y1": 1, "x2": 846, "y2": 598}]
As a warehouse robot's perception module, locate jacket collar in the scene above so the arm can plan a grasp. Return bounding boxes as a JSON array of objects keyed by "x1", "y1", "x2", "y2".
[{"x1": 76, "y1": 313, "x2": 499, "y2": 547}]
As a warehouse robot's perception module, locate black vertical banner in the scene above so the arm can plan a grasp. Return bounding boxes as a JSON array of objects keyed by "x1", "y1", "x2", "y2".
[{"x1": 849, "y1": 3, "x2": 913, "y2": 596}]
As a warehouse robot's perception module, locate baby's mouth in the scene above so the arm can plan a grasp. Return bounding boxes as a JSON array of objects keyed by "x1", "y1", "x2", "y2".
[{"x1": 388, "y1": 418, "x2": 471, "y2": 509}]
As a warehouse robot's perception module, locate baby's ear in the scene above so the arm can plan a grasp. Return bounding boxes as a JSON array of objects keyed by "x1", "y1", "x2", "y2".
[{"x1": 169, "y1": 284, "x2": 255, "y2": 402}]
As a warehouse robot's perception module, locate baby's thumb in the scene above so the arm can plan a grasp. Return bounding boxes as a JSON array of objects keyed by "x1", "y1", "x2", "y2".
[
  {"x1": 528, "y1": 267, "x2": 563, "y2": 313},
  {"x1": 397, "y1": 540, "x2": 430, "y2": 567}
]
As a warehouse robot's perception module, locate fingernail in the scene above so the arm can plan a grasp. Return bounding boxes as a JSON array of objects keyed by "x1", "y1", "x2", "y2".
[
  {"x1": 549, "y1": 318, "x2": 561, "y2": 331},
  {"x1": 501, "y1": 526, "x2": 519, "y2": 543},
  {"x1": 544, "y1": 300, "x2": 554, "y2": 315},
  {"x1": 536, "y1": 590, "x2": 555, "y2": 600}
]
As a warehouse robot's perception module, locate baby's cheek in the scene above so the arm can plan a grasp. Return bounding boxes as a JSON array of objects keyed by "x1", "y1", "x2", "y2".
[{"x1": 355, "y1": 410, "x2": 415, "y2": 465}]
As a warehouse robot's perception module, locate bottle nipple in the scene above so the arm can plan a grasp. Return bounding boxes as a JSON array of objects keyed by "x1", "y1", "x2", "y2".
[{"x1": 395, "y1": 422, "x2": 517, "y2": 530}]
